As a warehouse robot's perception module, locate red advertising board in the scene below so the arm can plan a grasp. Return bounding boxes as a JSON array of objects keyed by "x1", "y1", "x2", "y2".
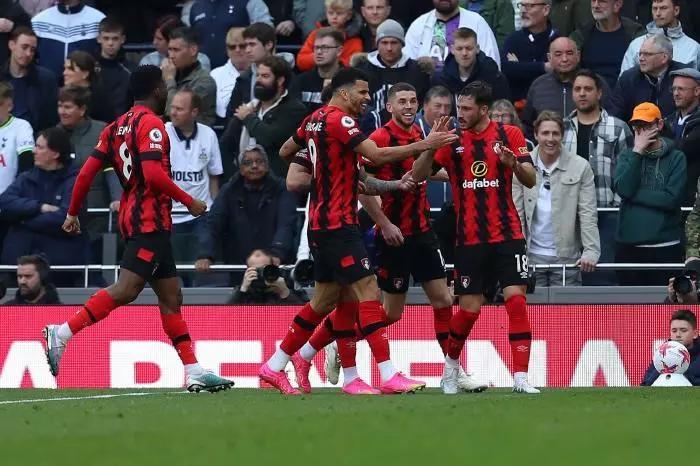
[{"x1": 0, "y1": 305, "x2": 680, "y2": 389}]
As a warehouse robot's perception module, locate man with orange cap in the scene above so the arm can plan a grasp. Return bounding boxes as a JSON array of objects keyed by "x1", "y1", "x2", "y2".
[{"x1": 613, "y1": 102, "x2": 687, "y2": 286}]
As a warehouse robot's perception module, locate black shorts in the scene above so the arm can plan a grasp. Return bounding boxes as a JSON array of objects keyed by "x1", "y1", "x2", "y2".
[
  {"x1": 309, "y1": 226, "x2": 373, "y2": 285},
  {"x1": 453, "y1": 239, "x2": 528, "y2": 295},
  {"x1": 121, "y1": 232, "x2": 178, "y2": 282},
  {"x1": 375, "y1": 230, "x2": 446, "y2": 294}
]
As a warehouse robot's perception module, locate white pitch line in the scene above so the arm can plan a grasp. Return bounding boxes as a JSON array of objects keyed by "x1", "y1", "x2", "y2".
[{"x1": 0, "y1": 391, "x2": 188, "y2": 405}]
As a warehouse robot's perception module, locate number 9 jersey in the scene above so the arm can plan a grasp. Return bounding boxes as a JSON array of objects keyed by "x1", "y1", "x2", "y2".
[{"x1": 92, "y1": 105, "x2": 173, "y2": 238}]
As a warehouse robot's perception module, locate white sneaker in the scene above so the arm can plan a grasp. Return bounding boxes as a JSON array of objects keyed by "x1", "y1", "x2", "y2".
[
  {"x1": 43, "y1": 324, "x2": 66, "y2": 376},
  {"x1": 457, "y1": 366, "x2": 488, "y2": 392},
  {"x1": 513, "y1": 372, "x2": 540, "y2": 394},
  {"x1": 441, "y1": 363, "x2": 460, "y2": 395},
  {"x1": 324, "y1": 341, "x2": 341, "y2": 385}
]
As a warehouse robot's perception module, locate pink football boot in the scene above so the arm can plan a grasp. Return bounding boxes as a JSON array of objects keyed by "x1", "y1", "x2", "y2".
[
  {"x1": 259, "y1": 363, "x2": 301, "y2": 395},
  {"x1": 342, "y1": 378, "x2": 381, "y2": 395},
  {"x1": 291, "y1": 353, "x2": 312, "y2": 394},
  {"x1": 379, "y1": 372, "x2": 426, "y2": 394}
]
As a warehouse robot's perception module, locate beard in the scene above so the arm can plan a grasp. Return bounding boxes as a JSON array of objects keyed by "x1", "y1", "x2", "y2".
[
  {"x1": 434, "y1": 0, "x2": 457, "y2": 15},
  {"x1": 19, "y1": 285, "x2": 42, "y2": 302},
  {"x1": 254, "y1": 83, "x2": 277, "y2": 101}
]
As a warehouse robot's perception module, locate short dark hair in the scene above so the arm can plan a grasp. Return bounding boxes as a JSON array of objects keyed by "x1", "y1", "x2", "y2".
[
  {"x1": 574, "y1": 69, "x2": 604, "y2": 91},
  {"x1": 169, "y1": 27, "x2": 199, "y2": 46},
  {"x1": 17, "y1": 254, "x2": 51, "y2": 284},
  {"x1": 424, "y1": 85, "x2": 452, "y2": 103},
  {"x1": 174, "y1": 88, "x2": 202, "y2": 111},
  {"x1": 453, "y1": 27, "x2": 477, "y2": 42},
  {"x1": 155, "y1": 14, "x2": 183, "y2": 40},
  {"x1": 259, "y1": 55, "x2": 292, "y2": 89},
  {"x1": 387, "y1": 82, "x2": 417, "y2": 101},
  {"x1": 9, "y1": 26, "x2": 36, "y2": 42},
  {"x1": 457, "y1": 81, "x2": 493, "y2": 107},
  {"x1": 330, "y1": 67, "x2": 370, "y2": 93},
  {"x1": 58, "y1": 86, "x2": 91, "y2": 108},
  {"x1": 39, "y1": 127, "x2": 73, "y2": 164},
  {"x1": 653, "y1": 0, "x2": 680, "y2": 6},
  {"x1": 129, "y1": 65, "x2": 163, "y2": 101},
  {"x1": 243, "y1": 22, "x2": 277, "y2": 48},
  {"x1": 671, "y1": 309, "x2": 697, "y2": 329},
  {"x1": 0, "y1": 81, "x2": 13, "y2": 102},
  {"x1": 99, "y1": 16, "x2": 125, "y2": 35},
  {"x1": 67, "y1": 51, "x2": 96, "y2": 83},
  {"x1": 315, "y1": 27, "x2": 344, "y2": 45},
  {"x1": 363, "y1": 0, "x2": 390, "y2": 5}
]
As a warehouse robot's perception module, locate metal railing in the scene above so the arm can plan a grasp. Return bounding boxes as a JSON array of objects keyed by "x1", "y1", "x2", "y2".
[{"x1": 0, "y1": 263, "x2": 684, "y2": 288}]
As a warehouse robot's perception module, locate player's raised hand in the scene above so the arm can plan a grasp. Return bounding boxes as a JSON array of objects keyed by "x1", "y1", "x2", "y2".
[
  {"x1": 62, "y1": 215, "x2": 81, "y2": 235},
  {"x1": 381, "y1": 222, "x2": 404, "y2": 247},
  {"x1": 494, "y1": 142, "x2": 517, "y2": 169},
  {"x1": 188, "y1": 199, "x2": 207, "y2": 217},
  {"x1": 431, "y1": 116, "x2": 453, "y2": 133},
  {"x1": 398, "y1": 170, "x2": 417, "y2": 191},
  {"x1": 424, "y1": 128, "x2": 459, "y2": 150}
]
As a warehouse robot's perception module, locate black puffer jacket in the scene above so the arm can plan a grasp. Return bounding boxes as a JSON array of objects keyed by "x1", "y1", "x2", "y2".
[{"x1": 431, "y1": 51, "x2": 510, "y2": 106}]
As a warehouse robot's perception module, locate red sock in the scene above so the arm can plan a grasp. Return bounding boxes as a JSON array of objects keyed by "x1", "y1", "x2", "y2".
[
  {"x1": 280, "y1": 303, "x2": 324, "y2": 355},
  {"x1": 67, "y1": 289, "x2": 117, "y2": 334},
  {"x1": 433, "y1": 306, "x2": 452, "y2": 355},
  {"x1": 446, "y1": 310, "x2": 479, "y2": 360},
  {"x1": 160, "y1": 313, "x2": 197, "y2": 365},
  {"x1": 506, "y1": 295, "x2": 531, "y2": 373},
  {"x1": 309, "y1": 314, "x2": 335, "y2": 351},
  {"x1": 333, "y1": 301, "x2": 359, "y2": 368},
  {"x1": 359, "y1": 300, "x2": 390, "y2": 364}
]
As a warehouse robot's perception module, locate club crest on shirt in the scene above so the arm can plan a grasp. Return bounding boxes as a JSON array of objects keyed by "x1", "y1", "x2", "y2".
[
  {"x1": 461, "y1": 275, "x2": 471, "y2": 289},
  {"x1": 199, "y1": 149, "x2": 208, "y2": 162},
  {"x1": 393, "y1": 278, "x2": 403, "y2": 290},
  {"x1": 361, "y1": 258, "x2": 371, "y2": 270}
]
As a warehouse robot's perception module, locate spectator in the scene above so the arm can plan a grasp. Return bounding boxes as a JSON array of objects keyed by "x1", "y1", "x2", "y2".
[
  {"x1": 225, "y1": 23, "x2": 296, "y2": 121},
  {"x1": 166, "y1": 89, "x2": 223, "y2": 266},
  {"x1": 196, "y1": 146, "x2": 298, "y2": 281},
  {"x1": 620, "y1": 0, "x2": 697, "y2": 41},
  {"x1": 227, "y1": 249, "x2": 306, "y2": 304},
  {"x1": 63, "y1": 50, "x2": 115, "y2": 123},
  {"x1": 30, "y1": 0, "x2": 105, "y2": 81},
  {"x1": 490, "y1": 98, "x2": 534, "y2": 149},
  {"x1": 641, "y1": 309, "x2": 700, "y2": 386},
  {"x1": 404, "y1": 0, "x2": 500, "y2": 72},
  {"x1": 614, "y1": 102, "x2": 685, "y2": 286},
  {"x1": 293, "y1": 0, "x2": 326, "y2": 37},
  {"x1": 563, "y1": 69, "x2": 632, "y2": 285},
  {"x1": 474, "y1": 0, "x2": 515, "y2": 50},
  {"x1": 501, "y1": 0, "x2": 560, "y2": 102},
  {"x1": 415, "y1": 84, "x2": 453, "y2": 136},
  {"x1": 265, "y1": 0, "x2": 301, "y2": 44},
  {"x1": 359, "y1": 0, "x2": 392, "y2": 51},
  {"x1": 609, "y1": 34, "x2": 685, "y2": 122},
  {"x1": 162, "y1": 27, "x2": 217, "y2": 127},
  {"x1": 1, "y1": 27, "x2": 58, "y2": 132},
  {"x1": 296, "y1": 0, "x2": 364, "y2": 72},
  {"x1": 358, "y1": 19, "x2": 431, "y2": 130},
  {"x1": 56, "y1": 86, "x2": 120, "y2": 260},
  {"x1": 5, "y1": 254, "x2": 62, "y2": 305},
  {"x1": 0, "y1": 128, "x2": 88, "y2": 283},
  {"x1": 96, "y1": 17, "x2": 132, "y2": 118},
  {"x1": 570, "y1": 0, "x2": 645, "y2": 90},
  {"x1": 621, "y1": 0, "x2": 700, "y2": 74},
  {"x1": 549, "y1": 0, "x2": 591, "y2": 36},
  {"x1": 221, "y1": 55, "x2": 307, "y2": 178},
  {"x1": 665, "y1": 68, "x2": 700, "y2": 206},
  {"x1": 521, "y1": 37, "x2": 589, "y2": 138},
  {"x1": 19, "y1": 1, "x2": 57, "y2": 17},
  {"x1": 189, "y1": 0, "x2": 273, "y2": 69},
  {"x1": 139, "y1": 14, "x2": 212, "y2": 71},
  {"x1": 211, "y1": 27, "x2": 249, "y2": 119},
  {"x1": 296, "y1": 27, "x2": 343, "y2": 113},
  {"x1": 0, "y1": 82, "x2": 34, "y2": 187},
  {"x1": 0, "y1": 0, "x2": 30, "y2": 67},
  {"x1": 431, "y1": 27, "x2": 510, "y2": 104},
  {"x1": 512, "y1": 110, "x2": 599, "y2": 286}
]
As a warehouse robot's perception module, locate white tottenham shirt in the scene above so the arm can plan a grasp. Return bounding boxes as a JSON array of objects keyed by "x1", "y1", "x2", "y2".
[
  {"x1": 0, "y1": 116, "x2": 34, "y2": 194},
  {"x1": 529, "y1": 157, "x2": 559, "y2": 257},
  {"x1": 165, "y1": 122, "x2": 223, "y2": 224}
]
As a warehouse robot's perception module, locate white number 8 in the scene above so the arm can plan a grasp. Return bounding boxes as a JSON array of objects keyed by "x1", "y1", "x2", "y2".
[{"x1": 119, "y1": 142, "x2": 133, "y2": 180}]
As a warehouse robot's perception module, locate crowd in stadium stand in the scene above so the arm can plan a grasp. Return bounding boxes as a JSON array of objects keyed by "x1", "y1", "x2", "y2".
[{"x1": 2, "y1": 0, "x2": 700, "y2": 290}]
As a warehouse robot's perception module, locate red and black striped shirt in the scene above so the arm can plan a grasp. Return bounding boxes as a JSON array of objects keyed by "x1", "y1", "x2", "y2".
[
  {"x1": 292, "y1": 105, "x2": 367, "y2": 232},
  {"x1": 92, "y1": 105, "x2": 173, "y2": 238},
  {"x1": 434, "y1": 121, "x2": 532, "y2": 246},
  {"x1": 365, "y1": 120, "x2": 431, "y2": 236}
]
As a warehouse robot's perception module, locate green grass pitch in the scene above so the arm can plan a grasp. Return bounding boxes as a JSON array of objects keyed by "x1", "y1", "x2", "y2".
[{"x1": 1, "y1": 388, "x2": 697, "y2": 466}]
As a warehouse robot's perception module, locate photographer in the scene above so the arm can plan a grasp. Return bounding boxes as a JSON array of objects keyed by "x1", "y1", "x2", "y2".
[
  {"x1": 228, "y1": 249, "x2": 306, "y2": 305},
  {"x1": 666, "y1": 263, "x2": 700, "y2": 304}
]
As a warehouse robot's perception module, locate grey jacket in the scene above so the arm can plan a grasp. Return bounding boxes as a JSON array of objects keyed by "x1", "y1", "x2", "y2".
[
  {"x1": 512, "y1": 146, "x2": 601, "y2": 263},
  {"x1": 165, "y1": 62, "x2": 218, "y2": 126}
]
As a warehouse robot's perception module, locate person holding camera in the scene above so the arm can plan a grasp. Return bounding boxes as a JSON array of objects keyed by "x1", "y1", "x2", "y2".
[{"x1": 228, "y1": 249, "x2": 306, "y2": 305}]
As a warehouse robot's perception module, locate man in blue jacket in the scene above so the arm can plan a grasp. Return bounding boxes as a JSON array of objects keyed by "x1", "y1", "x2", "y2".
[{"x1": 642, "y1": 309, "x2": 700, "y2": 386}]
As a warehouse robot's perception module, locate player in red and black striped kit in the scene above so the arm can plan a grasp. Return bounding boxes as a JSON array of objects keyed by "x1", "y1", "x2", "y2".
[
  {"x1": 413, "y1": 81, "x2": 541, "y2": 394},
  {"x1": 259, "y1": 68, "x2": 458, "y2": 395},
  {"x1": 42, "y1": 66, "x2": 234, "y2": 393}
]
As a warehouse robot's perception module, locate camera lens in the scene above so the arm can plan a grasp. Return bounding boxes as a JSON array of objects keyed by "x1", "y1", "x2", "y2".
[
  {"x1": 673, "y1": 275, "x2": 693, "y2": 295},
  {"x1": 261, "y1": 264, "x2": 280, "y2": 282}
]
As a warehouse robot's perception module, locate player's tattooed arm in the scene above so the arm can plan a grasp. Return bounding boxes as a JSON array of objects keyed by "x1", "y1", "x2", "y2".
[
  {"x1": 358, "y1": 168, "x2": 416, "y2": 195},
  {"x1": 279, "y1": 136, "x2": 303, "y2": 162}
]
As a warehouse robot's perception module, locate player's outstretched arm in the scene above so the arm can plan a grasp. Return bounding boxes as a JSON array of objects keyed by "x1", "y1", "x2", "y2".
[
  {"x1": 141, "y1": 160, "x2": 195, "y2": 207},
  {"x1": 358, "y1": 167, "x2": 416, "y2": 195},
  {"x1": 287, "y1": 161, "x2": 312, "y2": 193},
  {"x1": 411, "y1": 149, "x2": 437, "y2": 183}
]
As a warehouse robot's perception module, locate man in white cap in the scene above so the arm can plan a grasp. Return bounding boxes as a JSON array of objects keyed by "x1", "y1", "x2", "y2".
[{"x1": 357, "y1": 19, "x2": 431, "y2": 131}]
